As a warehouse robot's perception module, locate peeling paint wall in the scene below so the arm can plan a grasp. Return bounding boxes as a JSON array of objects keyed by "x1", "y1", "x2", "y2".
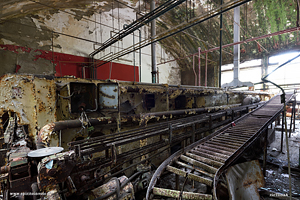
[{"x1": 0, "y1": 1, "x2": 181, "y2": 84}]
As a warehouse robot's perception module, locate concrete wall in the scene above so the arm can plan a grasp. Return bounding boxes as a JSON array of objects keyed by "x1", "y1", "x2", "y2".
[{"x1": 0, "y1": 2, "x2": 180, "y2": 84}]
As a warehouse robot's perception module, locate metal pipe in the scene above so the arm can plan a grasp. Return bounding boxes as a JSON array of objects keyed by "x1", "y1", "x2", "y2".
[
  {"x1": 281, "y1": 111, "x2": 284, "y2": 152},
  {"x1": 138, "y1": 29, "x2": 141, "y2": 82},
  {"x1": 151, "y1": 0, "x2": 157, "y2": 83},
  {"x1": 156, "y1": 26, "x2": 300, "y2": 66},
  {"x1": 219, "y1": 0, "x2": 223, "y2": 88},
  {"x1": 133, "y1": 31, "x2": 136, "y2": 82},
  {"x1": 92, "y1": 0, "x2": 252, "y2": 68},
  {"x1": 36, "y1": 103, "x2": 246, "y2": 149},
  {"x1": 205, "y1": 52, "x2": 208, "y2": 87},
  {"x1": 198, "y1": 47, "x2": 201, "y2": 86},
  {"x1": 109, "y1": 62, "x2": 113, "y2": 79},
  {"x1": 261, "y1": 54, "x2": 300, "y2": 200},
  {"x1": 193, "y1": 55, "x2": 197, "y2": 86},
  {"x1": 90, "y1": 0, "x2": 186, "y2": 57}
]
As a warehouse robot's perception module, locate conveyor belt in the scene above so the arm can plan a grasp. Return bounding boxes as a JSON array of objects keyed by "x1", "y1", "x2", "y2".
[{"x1": 146, "y1": 94, "x2": 293, "y2": 200}]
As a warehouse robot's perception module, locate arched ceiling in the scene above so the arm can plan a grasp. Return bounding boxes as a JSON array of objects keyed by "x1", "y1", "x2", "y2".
[{"x1": 1, "y1": 0, "x2": 300, "y2": 71}]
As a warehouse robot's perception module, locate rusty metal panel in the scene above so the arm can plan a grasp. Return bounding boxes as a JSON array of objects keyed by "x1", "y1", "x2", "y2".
[
  {"x1": 98, "y1": 83, "x2": 119, "y2": 110},
  {"x1": 225, "y1": 160, "x2": 265, "y2": 200},
  {"x1": 69, "y1": 82, "x2": 97, "y2": 113},
  {"x1": 0, "y1": 75, "x2": 37, "y2": 140},
  {"x1": 34, "y1": 77, "x2": 56, "y2": 132}
]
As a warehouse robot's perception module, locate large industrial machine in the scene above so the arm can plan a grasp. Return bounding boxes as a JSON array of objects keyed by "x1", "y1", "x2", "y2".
[{"x1": 0, "y1": 74, "x2": 269, "y2": 199}]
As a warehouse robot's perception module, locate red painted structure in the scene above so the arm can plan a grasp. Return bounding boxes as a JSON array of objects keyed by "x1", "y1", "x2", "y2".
[{"x1": 0, "y1": 44, "x2": 139, "y2": 82}]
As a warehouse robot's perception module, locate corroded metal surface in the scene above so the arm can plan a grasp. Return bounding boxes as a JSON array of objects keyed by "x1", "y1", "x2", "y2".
[
  {"x1": 0, "y1": 74, "x2": 272, "y2": 199},
  {"x1": 225, "y1": 160, "x2": 265, "y2": 200},
  {"x1": 146, "y1": 93, "x2": 293, "y2": 200},
  {"x1": 89, "y1": 176, "x2": 134, "y2": 200}
]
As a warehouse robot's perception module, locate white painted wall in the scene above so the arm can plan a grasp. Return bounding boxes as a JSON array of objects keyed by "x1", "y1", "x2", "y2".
[{"x1": 31, "y1": 3, "x2": 180, "y2": 84}]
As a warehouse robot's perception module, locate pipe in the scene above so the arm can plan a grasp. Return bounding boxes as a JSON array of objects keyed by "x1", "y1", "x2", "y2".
[
  {"x1": 133, "y1": 31, "x2": 136, "y2": 82},
  {"x1": 95, "y1": 171, "x2": 146, "y2": 200},
  {"x1": 156, "y1": 26, "x2": 300, "y2": 66},
  {"x1": 198, "y1": 47, "x2": 201, "y2": 86},
  {"x1": 157, "y1": 68, "x2": 159, "y2": 83},
  {"x1": 138, "y1": 29, "x2": 141, "y2": 82},
  {"x1": 261, "y1": 54, "x2": 300, "y2": 200},
  {"x1": 192, "y1": 55, "x2": 197, "y2": 86},
  {"x1": 205, "y1": 52, "x2": 208, "y2": 87},
  {"x1": 37, "y1": 103, "x2": 246, "y2": 149},
  {"x1": 151, "y1": 0, "x2": 157, "y2": 83},
  {"x1": 219, "y1": 0, "x2": 223, "y2": 88},
  {"x1": 92, "y1": 0, "x2": 254, "y2": 68},
  {"x1": 90, "y1": 0, "x2": 186, "y2": 57},
  {"x1": 109, "y1": 62, "x2": 112, "y2": 79}
]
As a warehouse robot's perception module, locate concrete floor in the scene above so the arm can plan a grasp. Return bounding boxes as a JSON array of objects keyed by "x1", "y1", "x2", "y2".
[{"x1": 263, "y1": 118, "x2": 300, "y2": 199}]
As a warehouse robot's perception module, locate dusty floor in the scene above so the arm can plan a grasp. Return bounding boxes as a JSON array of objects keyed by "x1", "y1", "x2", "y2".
[{"x1": 262, "y1": 118, "x2": 300, "y2": 199}]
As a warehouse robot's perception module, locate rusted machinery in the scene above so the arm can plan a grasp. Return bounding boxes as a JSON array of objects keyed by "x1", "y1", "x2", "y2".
[
  {"x1": 0, "y1": 74, "x2": 270, "y2": 199},
  {"x1": 146, "y1": 93, "x2": 293, "y2": 200}
]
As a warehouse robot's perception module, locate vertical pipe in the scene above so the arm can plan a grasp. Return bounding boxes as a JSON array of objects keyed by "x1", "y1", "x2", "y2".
[
  {"x1": 151, "y1": 0, "x2": 156, "y2": 83},
  {"x1": 293, "y1": 98, "x2": 296, "y2": 132},
  {"x1": 83, "y1": 66, "x2": 86, "y2": 79},
  {"x1": 263, "y1": 129, "x2": 268, "y2": 176},
  {"x1": 289, "y1": 101, "x2": 293, "y2": 137},
  {"x1": 198, "y1": 47, "x2": 201, "y2": 86},
  {"x1": 157, "y1": 68, "x2": 159, "y2": 83},
  {"x1": 52, "y1": 31, "x2": 55, "y2": 74},
  {"x1": 139, "y1": 29, "x2": 141, "y2": 82},
  {"x1": 205, "y1": 52, "x2": 208, "y2": 87},
  {"x1": 219, "y1": 0, "x2": 223, "y2": 87},
  {"x1": 281, "y1": 111, "x2": 284, "y2": 152},
  {"x1": 59, "y1": 130, "x2": 62, "y2": 147},
  {"x1": 109, "y1": 62, "x2": 112, "y2": 79},
  {"x1": 133, "y1": 31, "x2": 136, "y2": 82},
  {"x1": 283, "y1": 101, "x2": 292, "y2": 200},
  {"x1": 166, "y1": 87, "x2": 169, "y2": 111},
  {"x1": 193, "y1": 55, "x2": 197, "y2": 86}
]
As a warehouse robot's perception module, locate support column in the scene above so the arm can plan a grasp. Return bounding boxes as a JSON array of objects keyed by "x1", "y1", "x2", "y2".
[
  {"x1": 261, "y1": 56, "x2": 269, "y2": 90},
  {"x1": 219, "y1": 0, "x2": 223, "y2": 87},
  {"x1": 151, "y1": 0, "x2": 157, "y2": 83},
  {"x1": 233, "y1": 3, "x2": 240, "y2": 86}
]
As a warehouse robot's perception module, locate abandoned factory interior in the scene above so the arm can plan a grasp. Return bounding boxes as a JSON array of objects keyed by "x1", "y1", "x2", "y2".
[{"x1": 1, "y1": 0, "x2": 300, "y2": 199}]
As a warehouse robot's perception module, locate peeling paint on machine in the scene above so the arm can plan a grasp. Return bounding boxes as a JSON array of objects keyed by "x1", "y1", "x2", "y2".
[{"x1": 0, "y1": 74, "x2": 271, "y2": 199}]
